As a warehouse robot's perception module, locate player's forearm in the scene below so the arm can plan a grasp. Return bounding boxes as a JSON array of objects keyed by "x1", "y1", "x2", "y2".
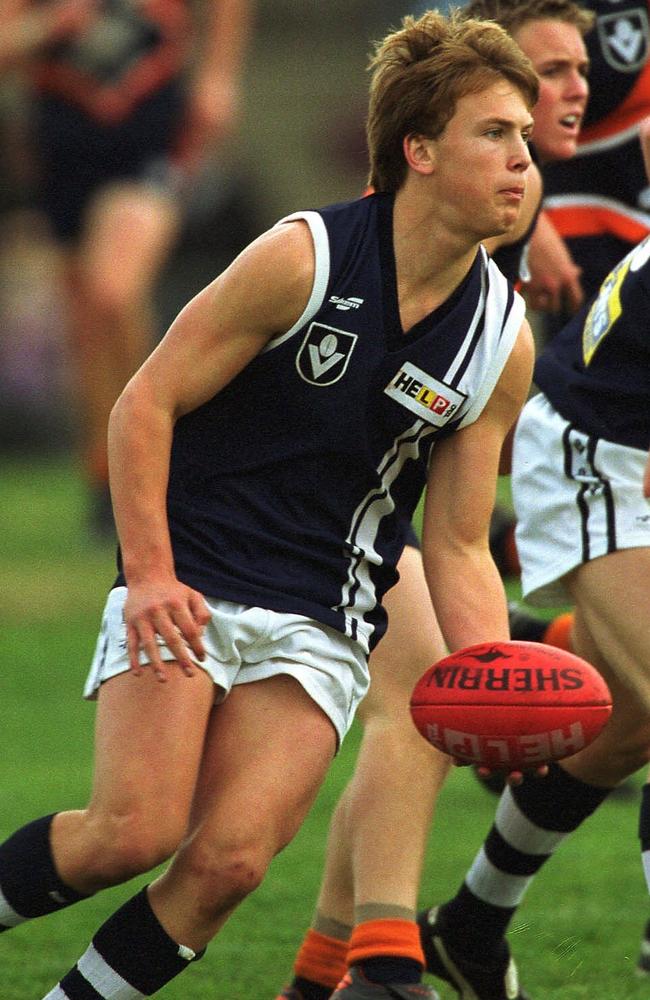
[
  {"x1": 197, "y1": 0, "x2": 251, "y2": 82},
  {"x1": 424, "y1": 545, "x2": 510, "y2": 653},
  {"x1": 108, "y1": 384, "x2": 177, "y2": 586}
]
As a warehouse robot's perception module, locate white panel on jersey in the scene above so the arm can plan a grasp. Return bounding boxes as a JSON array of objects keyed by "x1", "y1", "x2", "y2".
[{"x1": 262, "y1": 211, "x2": 331, "y2": 352}]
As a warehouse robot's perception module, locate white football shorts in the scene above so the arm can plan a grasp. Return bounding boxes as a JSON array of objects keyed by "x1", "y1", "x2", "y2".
[
  {"x1": 512, "y1": 392, "x2": 650, "y2": 607},
  {"x1": 85, "y1": 587, "x2": 369, "y2": 747}
]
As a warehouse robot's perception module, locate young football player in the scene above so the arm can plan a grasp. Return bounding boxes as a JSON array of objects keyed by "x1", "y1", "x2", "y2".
[{"x1": 0, "y1": 10, "x2": 538, "y2": 999}]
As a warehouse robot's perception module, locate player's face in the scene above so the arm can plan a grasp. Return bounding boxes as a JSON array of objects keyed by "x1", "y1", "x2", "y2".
[
  {"x1": 514, "y1": 19, "x2": 589, "y2": 164},
  {"x1": 431, "y1": 82, "x2": 533, "y2": 240}
]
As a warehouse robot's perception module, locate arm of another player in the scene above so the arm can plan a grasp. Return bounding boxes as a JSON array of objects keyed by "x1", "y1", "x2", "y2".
[
  {"x1": 179, "y1": 0, "x2": 252, "y2": 171},
  {"x1": 107, "y1": 220, "x2": 315, "y2": 680},
  {"x1": 523, "y1": 209, "x2": 583, "y2": 314},
  {"x1": 420, "y1": 319, "x2": 534, "y2": 651}
]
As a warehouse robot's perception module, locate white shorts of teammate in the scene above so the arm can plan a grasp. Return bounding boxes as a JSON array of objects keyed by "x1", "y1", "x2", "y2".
[
  {"x1": 512, "y1": 392, "x2": 650, "y2": 608},
  {"x1": 85, "y1": 588, "x2": 369, "y2": 748}
]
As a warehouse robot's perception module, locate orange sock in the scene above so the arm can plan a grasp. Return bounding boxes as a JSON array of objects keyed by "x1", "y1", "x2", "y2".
[
  {"x1": 347, "y1": 918, "x2": 425, "y2": 967},
  {"x1": 543, "y1": 611, "x2": 574, "y2": 652},
  {"x1": 294, "y1": 928, "x2": 349, "y2": 990}
]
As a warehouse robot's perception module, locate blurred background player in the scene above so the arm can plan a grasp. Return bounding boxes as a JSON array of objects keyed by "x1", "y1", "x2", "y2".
[
  {"x1": 542, "y1": 0, "x2": 650, "y2": 328},
  {"x1": 419, "y1": 114, "x2": 650, "y2": 1000},
  {"x1": 0, "y1": 0, "x2": 251, "y2": 537},
  {"x1": 275, "y1": 4, "x2": 592, "y2": 1000}
]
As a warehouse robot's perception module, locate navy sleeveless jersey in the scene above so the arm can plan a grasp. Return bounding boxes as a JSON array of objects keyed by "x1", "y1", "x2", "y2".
[
  {"x1": 119, "y1": 193, "x2": 523, "y2": 652},
  {"x1": 535, "y1": 235, "x2": 650, "y2": 450}
]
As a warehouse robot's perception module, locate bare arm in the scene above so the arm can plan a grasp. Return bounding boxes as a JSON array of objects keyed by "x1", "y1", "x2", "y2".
[
  {"x1": 421, "y1": 321, "x2": 534, "y2": 652},
  {"x1": 179, "y1": 0, "x2": 253, "y2": 169},
  {"x1": 108, "y1": 219, "x2": 314, "y2": 680},
  {"x1": 523, "y1": 209, "x2": 583, "y2": 314}
]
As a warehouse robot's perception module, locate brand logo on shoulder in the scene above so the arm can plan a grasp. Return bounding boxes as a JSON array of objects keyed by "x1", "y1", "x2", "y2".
[
  {"x1": 296, "y1": 322, "x2": 358, "y2": 386},
  {"x1": 384, "y1": 362, "x2": 466, "y2": 427},
  {"x1": 329, "y1": 294, "x2": 364, "y2": 311}
]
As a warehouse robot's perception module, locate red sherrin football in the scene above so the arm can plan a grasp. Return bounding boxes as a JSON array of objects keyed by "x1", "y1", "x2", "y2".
[{"x1": 410, "y1": 640, "x2": 612, "y2": 771}]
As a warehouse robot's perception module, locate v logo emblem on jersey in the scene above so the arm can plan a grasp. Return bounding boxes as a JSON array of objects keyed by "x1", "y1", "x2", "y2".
[
  {"x1": 598, "y1": 11, "x2": 649, "y2": 72},
  {"x1": 296, "y1": 323, "x2": 358, "y2": 386},
  {"x1": 308, "y1": 343, "x2": 344, "y2": 379}
]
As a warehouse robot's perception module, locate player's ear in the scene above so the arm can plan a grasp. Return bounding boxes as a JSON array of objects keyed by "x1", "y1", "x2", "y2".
[{"x1": 403, "y1": 133, "x2": 437, "y2": 175}]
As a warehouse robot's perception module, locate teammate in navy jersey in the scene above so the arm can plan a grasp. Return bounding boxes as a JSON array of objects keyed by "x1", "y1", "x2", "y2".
[
  {"x1": 543, "y1": 0, "x2": 650, "y2": 315},
  {"x1": 0, "y1": 11, "x2": 538, "y2": 1000},
  {"x1": 277, "y1": 5, "x2": 592, "y2": 1000},
  {"x1": 418, "y1": 116, "x2": 650, "y2": 1000},
  {"x1": 0, "y1": 0, "x2": 250, "y2": 536}
]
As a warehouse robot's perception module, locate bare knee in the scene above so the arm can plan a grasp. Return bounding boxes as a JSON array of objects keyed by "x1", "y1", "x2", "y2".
[
  {"x1": 175, "y1": 841, "x2": 270, "y2": 919},
  {"x1": 569, "y1": 719, "x2": 650, "y2": 786},
  {"x1": 75, "y1": 809, "x2": 185, "y2": 888}
]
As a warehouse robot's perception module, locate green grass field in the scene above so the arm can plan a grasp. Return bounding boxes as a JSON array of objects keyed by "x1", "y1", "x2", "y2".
[{"x1": 1, "y1": 457, "x2": 648, "y2": 998}]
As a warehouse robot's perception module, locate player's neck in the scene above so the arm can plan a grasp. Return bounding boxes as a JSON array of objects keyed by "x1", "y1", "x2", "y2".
[{"x1": 393, "y1": 189, "x2": 480, "y2": 317}]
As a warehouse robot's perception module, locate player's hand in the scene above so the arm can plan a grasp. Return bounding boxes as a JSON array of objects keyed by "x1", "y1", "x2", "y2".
[
  {"x1": 524, "y1": 210, "x2": 584, "y2": 314},
  {"x1": 123, "y1": 578, "x2": 210, "y2": 682},
  {"x1": 473, "y1": 762, "x2": 549, "y2": 787},
  {"x1": 176, "y1": 72, "x2": 240, "y2": 172},
  {"x1": 452, "y1": 758, "x2": 548, "y2": 787}
]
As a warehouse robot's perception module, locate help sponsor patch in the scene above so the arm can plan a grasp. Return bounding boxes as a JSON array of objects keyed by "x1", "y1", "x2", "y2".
[{"x1": 384, "y1": 362, "x2": 465, "y2": 427}]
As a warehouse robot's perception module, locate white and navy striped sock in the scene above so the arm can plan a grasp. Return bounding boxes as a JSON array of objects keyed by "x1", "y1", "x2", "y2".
[
  {"x1": 440, "y1": 763, "x2": 611, "y2": 952},
  {"x1": 639, "y1": 783, "x2": 650, "y2": 893},
  {"x1": 42, "y1": 886, "x2": 204, "y2": 998},
  {"x1": 0, "y1": 814, "x2": 89, "y2": 931}
]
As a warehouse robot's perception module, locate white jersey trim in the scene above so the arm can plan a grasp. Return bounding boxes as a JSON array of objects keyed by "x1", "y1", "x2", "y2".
[
  {"x1": 573, "y1": 120, "x2": 641, "y2": 157},
  {"x1": 456, "y1": 255, "x2": 525, "y2": 430},
  {"x1": 335, "y1": 420, "x2": 437, "y2": 650},
  {"x1": 261, "y1": 211, "x2": 330, "y2": 353}
]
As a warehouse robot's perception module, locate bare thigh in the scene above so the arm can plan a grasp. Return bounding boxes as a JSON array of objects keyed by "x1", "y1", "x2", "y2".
[
  {"x1": 149, "y1": 673, "x2": 338, "y2": 947},
  {"x1": 52, "y1": 666, "x2": 216, "y2": 891}
]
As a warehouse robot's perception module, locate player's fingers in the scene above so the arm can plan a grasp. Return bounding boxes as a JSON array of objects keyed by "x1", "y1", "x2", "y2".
[
  {"x1": 189, "y1": 591, "x2": 211, "y2": 628},
  {"x1": 534, "y1": 764, "x2": 549, "y2": 779},
  {"x1": 564, "y1": 278, "x2": 584, "y2": 314},
  {"x1": 136, "y1": 621, "x2": 169, "y2": 683},
  {"x1": 152, "y1": 614, "x2": 197, "y2": 678},
  {"x1": 506, "y1": 770, "x2": 524, "y2": 787},
  {"x1": 169, "y1": 609, "x2": 206, "y2": 673},
  {"x1": 126, "y1": 623, "x2": 143, "y2": 675}
]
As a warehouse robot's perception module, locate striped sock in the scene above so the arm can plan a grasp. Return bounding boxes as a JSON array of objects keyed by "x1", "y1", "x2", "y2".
[
  {"x1": 42, "y1": 887, "x2": 204, "y2": 998},
  {"x1": 441, "y1": 763, "x2": 611, "y2": 952},
  {"x1": 639, "y1": 783, "x2": 650, "y2": 893},
  {"x1": 0, "y1": 815, "x2": 89, "y2": 931}
]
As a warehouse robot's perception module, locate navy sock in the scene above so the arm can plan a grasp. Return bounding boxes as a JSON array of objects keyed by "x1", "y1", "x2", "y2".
[
  {"x1": 357, "y1": 957, "x2": 422, "y2": 985},
  {"x1": 291, "y1": 976, "x2": 334, "y2": 1000},
  {"x1": 49, "y1": 887, "x2": 205, "y2": 998},
  {"x1": 442, "y1": 763, "x2": 611, "y2": 952},
  {"x1": 0, "y1": 814, "x2": 90, "y2": 931},
  {"x1": 639, "y1": 783, "x2": 650, "y2": 894}
]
